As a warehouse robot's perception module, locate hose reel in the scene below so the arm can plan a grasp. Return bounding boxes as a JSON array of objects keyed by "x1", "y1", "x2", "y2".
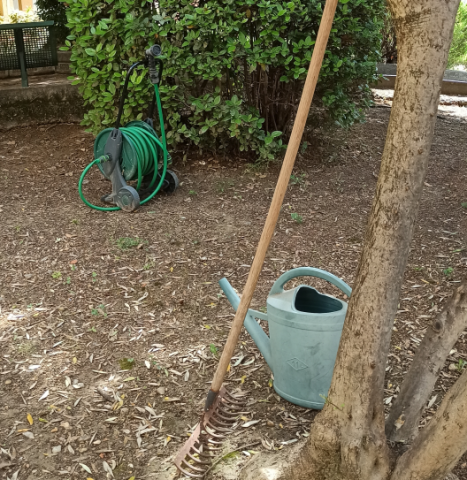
[{"x1": 78, "y1": 45, "x2": 178, "y2": 212}]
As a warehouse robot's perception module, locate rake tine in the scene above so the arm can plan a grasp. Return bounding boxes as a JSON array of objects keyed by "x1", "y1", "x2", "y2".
[
  {"x1": 213, "y1": 411, "x2": 240, "y2": 422},
  {"x1": 206, "y1": 420, "x2": 235, "y2": 433},
  {"x1": 224, "y1": 394, "x2": 245, "y2": 405},
  {"x1": 177, "y1": 464, "x2": 205, "y2": 478},
  {"x1": 221, "y1": 405, "x2": 242, "y2": 413},
  {"x1": 186, "y1": 452, "x2": 211, "y2": 466},
  {"x1": 206, "y1": 439, "x2": 224, "y2": 446},
  {"x1": 198, "y1": 452, "x2": 218, "y2": 460},
  {"x1": 221, "y1": 400, "x2": 245, "y2": 410},
  {"x1": 217, "y1": 406, "x2": 241, "y2": 417},
  {"x1": 181, "y1": 459, "x2": 209, "y2": 474},
  {"x1": 198, "y1": 452, "x2": 219, "y2": 460},
  {"x1": 208, "y1": 417, "x2": 236, "y2": 428}
]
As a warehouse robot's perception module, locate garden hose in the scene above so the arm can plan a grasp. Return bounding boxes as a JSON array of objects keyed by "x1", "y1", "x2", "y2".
[{"x1": 78, "y1": 84, "x2": 168, "y2": 212}]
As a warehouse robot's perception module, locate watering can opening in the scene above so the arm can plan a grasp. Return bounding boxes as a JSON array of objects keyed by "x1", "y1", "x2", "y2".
[{"x1": 294, "y1": 286, "x2": 343, "y2": 314}]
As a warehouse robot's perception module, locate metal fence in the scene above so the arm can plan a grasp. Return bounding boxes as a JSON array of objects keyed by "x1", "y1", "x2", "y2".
[{"x1": 0, "y1": 21, "x2": 57, "y2": 87}]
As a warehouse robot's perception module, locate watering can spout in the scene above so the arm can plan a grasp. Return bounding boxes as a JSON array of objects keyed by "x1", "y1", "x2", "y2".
[{"x1": 219, "y1": 278, "x2": 273, "y2": 370}]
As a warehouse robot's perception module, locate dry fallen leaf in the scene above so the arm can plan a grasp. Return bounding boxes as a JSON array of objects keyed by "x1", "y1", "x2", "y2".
[
  {"x1": 163, "y1": 397, "x2": 181, "y2": 402},
  {"x1": 39, "y1": 390, "x2": 49, "y2": 401},
  {"x1": 242, "y1": 420, "x2": 260, "y2": 428},
  {"x1": 7, "y1": 470, "x2": 19, "y2": 480},
  {"x1": 427, "y1": 395, "x2": 437, "y2": 409},
  {"x1": 80, "y1": 464, "x2": 92, "y2": 474},
  {"x1": 102, "y1": 460, "x2": 114, "y2": 478},
  {"x1": 394, "y1": 415, "x2": 405, "y2": 430},
  {"x1": 27, "y1": 413, "x2": 33, "y2": 425}
]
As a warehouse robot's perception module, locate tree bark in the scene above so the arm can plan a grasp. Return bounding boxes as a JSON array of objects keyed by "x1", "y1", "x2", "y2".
[
  {"x1": 240, "y1": 1, "x2": 460, "y2": 479},
  {"x1": 391, "y1": 366, "x2": 467, "y2": 480},
  {"x1": 386, "y1": 282, "x2": 467, "y2": 443}
]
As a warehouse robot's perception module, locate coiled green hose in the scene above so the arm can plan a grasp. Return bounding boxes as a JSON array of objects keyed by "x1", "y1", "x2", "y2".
[{"x1": 78, "y1": 84, "x2": 168, "y2": 211}]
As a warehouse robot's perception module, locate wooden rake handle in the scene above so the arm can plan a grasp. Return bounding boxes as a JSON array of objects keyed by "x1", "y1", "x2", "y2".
[{"x1": 207, "y1": 0, "x2": 339, "y2": 406}]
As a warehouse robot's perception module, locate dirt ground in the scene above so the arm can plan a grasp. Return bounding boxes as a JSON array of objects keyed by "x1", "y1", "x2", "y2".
[{"x1": 0, "y1": 101, "x2": 466, "y2": 480}]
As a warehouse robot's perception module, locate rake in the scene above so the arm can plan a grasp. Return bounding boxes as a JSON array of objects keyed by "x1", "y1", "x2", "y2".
[{"x1": 174, "y1": 0, "x2": 339, "y2": 476}]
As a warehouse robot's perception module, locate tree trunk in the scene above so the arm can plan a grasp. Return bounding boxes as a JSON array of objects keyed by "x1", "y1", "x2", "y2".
[
  {"x1": 240, "y1": 1, "x2": 459, "y2": 479},
  {"x1": 391, "y1": 367, "x2": 467, "y2": 480},
  {"x1": 282, "y1": 1, "x2": 457, "y2": 478},
  {"x1": 386, "y1": 282, "x2": 467, "y2": 443}
]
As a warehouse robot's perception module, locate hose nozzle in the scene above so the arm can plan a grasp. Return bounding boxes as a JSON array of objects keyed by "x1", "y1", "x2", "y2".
[
  {"x1": 146, "y1": 45, "x2": 163, "y2": 85},
  {"x1": 146, "y1": 44, "x2": 162, "y2": 58}
]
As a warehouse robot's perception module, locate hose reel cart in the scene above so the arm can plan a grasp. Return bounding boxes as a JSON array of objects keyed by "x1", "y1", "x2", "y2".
[{"x1": 78, "y1": 45, "x2": 179, "y2": 212}]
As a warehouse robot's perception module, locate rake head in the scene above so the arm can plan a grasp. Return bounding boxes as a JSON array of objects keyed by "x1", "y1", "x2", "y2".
[{"x1": 174, "y1": 387, "x2": 246, "y2": 478}]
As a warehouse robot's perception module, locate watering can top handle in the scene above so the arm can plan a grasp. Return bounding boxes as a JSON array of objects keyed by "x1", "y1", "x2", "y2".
[{"x1": 269, "y1": 267, "x2": 352, "y2": 297}]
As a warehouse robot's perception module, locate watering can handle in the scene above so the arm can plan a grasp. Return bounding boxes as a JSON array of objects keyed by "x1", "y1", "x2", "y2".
[{"x1": 269, "y1": 267, "x2": 352, "y2": 297}]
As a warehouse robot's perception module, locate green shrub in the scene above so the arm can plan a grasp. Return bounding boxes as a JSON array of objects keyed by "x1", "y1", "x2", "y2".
[
  {"x1": 380, "y1": 6, "x2": 397, "y2": 63},
  {"x1": 35, "y1": 0, "x2": 69, "y2": 44},
  {"x1": 62, "y1": 0, "x2": 384, "y2": 161},
  {"x1": 447, "y1": 2, "x2": 467, "y2": 69}
]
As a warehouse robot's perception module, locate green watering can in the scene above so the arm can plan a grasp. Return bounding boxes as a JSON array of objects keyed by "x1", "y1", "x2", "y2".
[{"x1": 219, "y1": 267, "x2": 352, "y2": 410}]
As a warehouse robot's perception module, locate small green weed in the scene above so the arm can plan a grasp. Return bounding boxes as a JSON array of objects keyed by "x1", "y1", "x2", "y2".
[
  {"x1": 120, "y1": 357, "x2": 135, "y2": 370},
  {"x1": 71, "y1": 219, "x2": 79, "y2": 225},
  {"x1": 92, "y1": 271, "x2": 97, "y2": 282},
  {"x1": 66, "y1": 276, "x2": 71, "y2": 285},
  {"x1": 291, "y1": 213, "x2": 303, "y2": 224},
  {"x1": 91, "y1": 304, "x2": 107, "y2": 317},
  {"x1": 216, "y1": 180, "x2": 234, "y2": 194},
  {"x1": 143, "y1": 261, "x2": 154, "y2": 270},
  {"x1": 152, "y1": 359, "x2": 169, "y2": 376},
  {"x1": 115, "y1": 237, "x2": 146, "y2": 250},
  {"x1": 457, "y1": 359, "x2": 466, "y2": 372},
  {"x1": 290, "y1": 174, "x2": 306, "y2": 186},
  {"x1": 461, "y1": 202, "x2": 467, "y2": 209},
  {"x1": 17, "y1": 341, "x2": 35, "y2": 356},
  {"x1": 88, "y1": 326, "x2": 97, "y2": 333},
  {"x1": 443, "y1": 267, "x2": 454, "y2": 276},
  {"x1": 189, "y1": 190, "x2": 197, "y2": 196},
  {"x1": 52, "y1": 271, "x2": 62, "y2": 279},
  {"x1": 335, "y1": 173, "x2": 345, "y2": 193},
  {"x1": 209, "y1": 344, "x2": 218, "y2": 356},
  {"x1": 319, "y1": 394, "x2": 345, "y2": 411}
]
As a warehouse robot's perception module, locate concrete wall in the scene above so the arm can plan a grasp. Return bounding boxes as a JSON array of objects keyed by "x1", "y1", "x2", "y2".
[
  {"x1": 0, "y1": 81, "x2": 84, "y2": 129},
  {"x1": 377, "y1": 63, "x2": 467, "y2": 82},
  {"x1": 375, "y1": 63, "x2": 467, "y2": 95}
]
